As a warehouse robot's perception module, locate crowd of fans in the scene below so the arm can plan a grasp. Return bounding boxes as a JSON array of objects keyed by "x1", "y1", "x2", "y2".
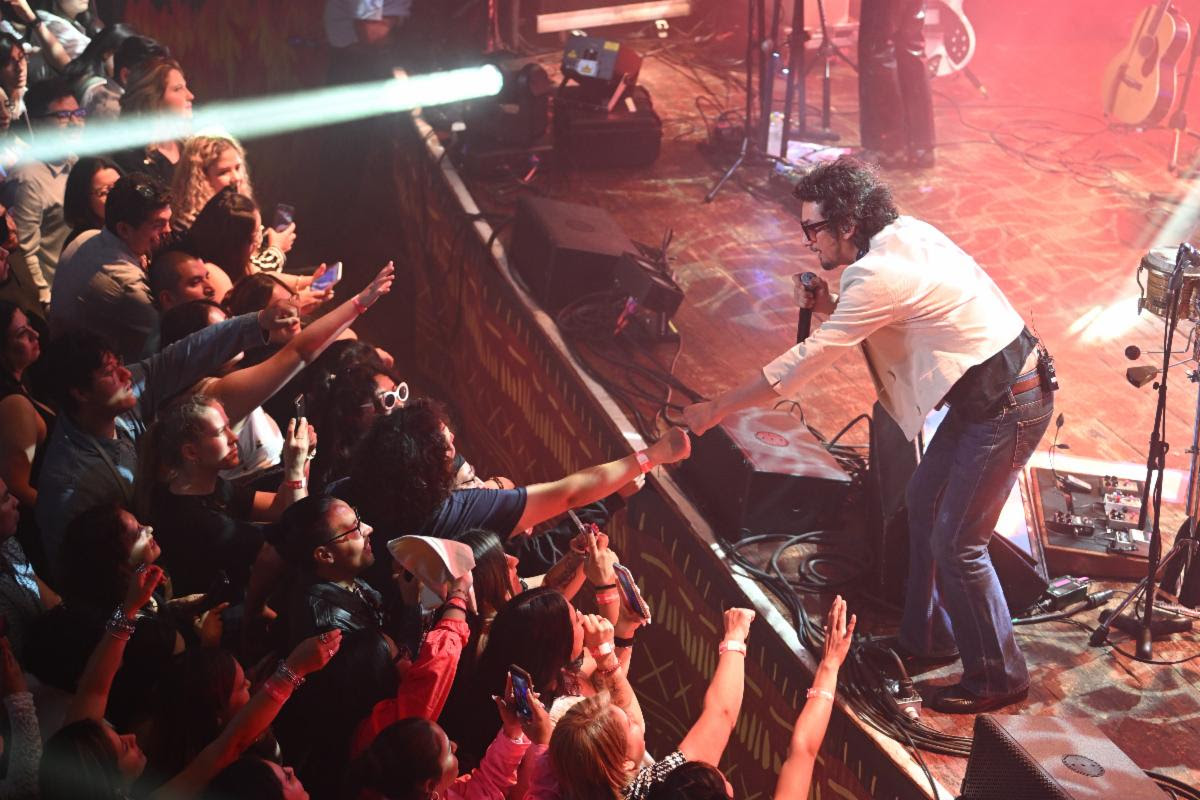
[{"x1": 0, "y1": 5, "x2": 857, "y2": 800}]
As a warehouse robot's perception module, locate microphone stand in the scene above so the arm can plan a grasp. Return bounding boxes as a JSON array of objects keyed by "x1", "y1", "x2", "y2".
[{"x1": 1091, "y1": 244, "x2": 1197, "y2": 656}]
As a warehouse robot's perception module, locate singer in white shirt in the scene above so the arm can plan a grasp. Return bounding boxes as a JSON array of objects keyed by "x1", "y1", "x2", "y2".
[{"x1": 683, "y1": 157, "x2": 1054, "y2": 714}]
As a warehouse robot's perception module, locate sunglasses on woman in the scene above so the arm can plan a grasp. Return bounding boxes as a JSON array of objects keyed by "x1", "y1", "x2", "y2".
[{"x1": 362, "y1": 382, "x2": 409, "y2": 413}]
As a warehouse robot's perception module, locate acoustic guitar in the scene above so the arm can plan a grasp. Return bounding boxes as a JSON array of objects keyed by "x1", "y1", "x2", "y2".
[{"x1": 1103, "y1": 0, "x2": 1191, "y2": 127}]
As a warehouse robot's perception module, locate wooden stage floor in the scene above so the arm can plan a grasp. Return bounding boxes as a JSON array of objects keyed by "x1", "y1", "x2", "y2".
[{"x1": 443, "y1": 3, "x2": 1200, "y2": 795}]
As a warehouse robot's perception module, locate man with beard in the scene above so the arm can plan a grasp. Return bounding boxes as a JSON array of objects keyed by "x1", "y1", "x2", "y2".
[
  {"x1": 0, "y1": 77, "x2": 81, "y2": 313},
  {"x1": 33, "y1": 301, "x2": 295, "y2": 575},
  {"x1": 50, "y1": 172, "x2": 173, "y2": 361},
  {"x1": 683, "y1": 157, "x2": 1055, "y2": 714}
]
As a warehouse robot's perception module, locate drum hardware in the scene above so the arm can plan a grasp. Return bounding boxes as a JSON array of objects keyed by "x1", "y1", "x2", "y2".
[{"x1": 1095, "y1": 244, "x2": 1200, "y2": 655}]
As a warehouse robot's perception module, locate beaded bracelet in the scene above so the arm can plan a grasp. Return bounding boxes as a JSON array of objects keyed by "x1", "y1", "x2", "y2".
[
  {"x1": 106, "y1": 606, "x2": 137, "y2": 639},
  {"x1": 806, "y1": 688, "x2": 835, "y2": 702}
]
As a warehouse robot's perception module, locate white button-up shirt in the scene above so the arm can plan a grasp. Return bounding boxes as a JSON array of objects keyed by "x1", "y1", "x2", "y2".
[{"x1": 763, "y1": 216, "x2": 1025, "y2": 440}]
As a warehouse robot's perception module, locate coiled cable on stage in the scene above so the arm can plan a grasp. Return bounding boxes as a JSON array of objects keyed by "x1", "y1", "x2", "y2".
[{"x1": 720, "y1": 527, "x2": 973, "y2": 797}]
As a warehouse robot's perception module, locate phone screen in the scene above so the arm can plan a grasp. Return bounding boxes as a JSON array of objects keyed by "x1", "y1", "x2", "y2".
[
  {"x1": 312, "y1": 261, "x2": 342, "y2": 291},
  {"x1": 508, "y1": 666, "x2": 533, "y2": 720},
  {"x1": 273, "y1": 203, "x2": 295, "y2": 232},
  {"x1": 613, "y1": 564, "x2": 651, "y2": 622}
]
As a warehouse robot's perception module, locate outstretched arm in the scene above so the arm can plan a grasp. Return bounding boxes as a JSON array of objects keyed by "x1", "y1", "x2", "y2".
[
  {"x1": 513, "y1": 428, "x2": 690, "y2": 535},
  {"x1": 774, "y1": 596, "x2": 855, "y2": 800},
  {"x1": 153, "y1": 631, "x2": 342, "y2": 800},
  {"x1": 676, "y1": 607, "x2": 755, "y2": 766},
  {"x1": 205, "y1": 263, "x2": 394, "y2": 423},
  {"x1": 64, "y1": 565, "x2": 164, "y2": 725}
]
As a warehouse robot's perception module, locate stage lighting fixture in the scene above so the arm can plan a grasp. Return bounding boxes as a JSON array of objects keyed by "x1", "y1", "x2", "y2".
[
  {"x1": 536, "y1": 0, "x2": 692, "y2": 34},
  {"x1": 465, "y1": 56, "x2": 553, "y2": 147},
  {"x1": 561, "y1": 34, "x2": 643, "y2": 108}
]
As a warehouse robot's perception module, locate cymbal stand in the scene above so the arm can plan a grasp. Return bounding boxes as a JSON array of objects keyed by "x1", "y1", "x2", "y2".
[{"x1": 1090, "y1": 245, "x2": 1198, "y2": 656}]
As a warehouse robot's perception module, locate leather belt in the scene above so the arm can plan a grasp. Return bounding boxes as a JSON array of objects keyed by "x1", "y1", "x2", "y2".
[{"x1": 1011, "y1": 368, "x2": 1041, "y2": 396}]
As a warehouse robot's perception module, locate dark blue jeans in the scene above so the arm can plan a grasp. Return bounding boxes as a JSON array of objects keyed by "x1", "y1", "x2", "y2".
[{"x1": 900, "y1": 386, "x2": 1054, "y2": 697}]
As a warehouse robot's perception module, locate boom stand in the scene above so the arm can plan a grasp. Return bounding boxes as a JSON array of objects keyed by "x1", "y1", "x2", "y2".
[{"x1": 1090, "y1": 245, "x2": 1197, "y2": 657}]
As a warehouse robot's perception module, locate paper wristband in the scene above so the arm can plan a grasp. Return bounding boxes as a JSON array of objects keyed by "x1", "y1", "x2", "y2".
[
  {"x1": 718, "y1": 640, "x2": 747, "y2": 655},
  {"x1": 806, "y1": 688, "x2": 835, "y2": 702}
]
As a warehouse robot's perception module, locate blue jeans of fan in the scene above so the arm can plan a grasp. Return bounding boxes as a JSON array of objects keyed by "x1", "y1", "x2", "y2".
[{"x1": 899, "y1": 385, "x2": 1054, "y2": 697}]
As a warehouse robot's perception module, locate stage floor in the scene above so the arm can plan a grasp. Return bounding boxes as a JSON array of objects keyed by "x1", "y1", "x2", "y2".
[{"x1": 446, "y1": 3, "x2": 1200, "y2": 794}]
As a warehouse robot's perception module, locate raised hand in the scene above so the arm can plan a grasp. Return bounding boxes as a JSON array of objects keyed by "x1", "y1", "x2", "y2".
[
  {"x1": 122, "y1": 564, "x2": 164, "y2": 619},
  {"x1": 646, "y1": 426, "x2": 691, "y2": 465},
  {"x1": 722, "y1": 607, "x2": 755, "y2": 644},
  {"x1": 821, "y1": 595, "x2": 856, "y2": 668},
  {"x1": 356, "y1": 261, "x2": 396, "y2": 309},
  {"x1": 286, "y1": 629, "x2": 343, "y2": 678}
]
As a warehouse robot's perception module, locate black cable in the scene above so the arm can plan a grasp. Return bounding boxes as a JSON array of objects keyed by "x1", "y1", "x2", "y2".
[{"x1": 1148, "y1": 771, "x2": 1200, "y2": 800}]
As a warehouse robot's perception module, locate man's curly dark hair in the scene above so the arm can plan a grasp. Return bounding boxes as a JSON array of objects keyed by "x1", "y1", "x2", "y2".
[
  {"x1": 349, "y1": 397, "x2": 455, "y2": 533},
  {"x1": 792, "y1": 156, "x2": 899, "y2": 252}
]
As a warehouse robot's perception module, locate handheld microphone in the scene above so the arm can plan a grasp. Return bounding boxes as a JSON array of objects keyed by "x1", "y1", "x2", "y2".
[{"x1": 796, "y1": 272, "x2": 816, "y2": 343}]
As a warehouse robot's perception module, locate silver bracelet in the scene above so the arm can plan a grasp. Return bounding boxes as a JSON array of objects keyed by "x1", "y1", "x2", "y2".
[
  {"x1": 275, "y1": 660, "x2": 305, "y2": 688},
  {"x1": 106, "y1": 606, "x2": 137, "y2": 637}
]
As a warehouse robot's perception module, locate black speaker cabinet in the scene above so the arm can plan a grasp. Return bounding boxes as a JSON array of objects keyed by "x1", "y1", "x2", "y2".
[
  {"x1": 509, "y1": 195, "x2": 633, "y2": 313},
  {"x1": 867, "y1": 402, "x2": 1049, "y2": 613},
  {"x1": 678, "y1": 407, "x2": 851, "y2": 540},
  {"x1": 959, "y1": 714, "x2": 1167, "y2": 799}
]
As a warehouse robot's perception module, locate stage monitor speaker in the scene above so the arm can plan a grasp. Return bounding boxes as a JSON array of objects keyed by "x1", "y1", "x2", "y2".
[
  {"x1": 678, "y1": 407, "x2": 851, "y2": 541},
  {"x1": 867, "y1": 402, "x2": 1049, "y2": 614},
  {"x1": 960, "y1": 714, "x2": 1167, "y2": 799},
  {"x1": 509, "y1": 195, "x2": 633, "y2": 313}
]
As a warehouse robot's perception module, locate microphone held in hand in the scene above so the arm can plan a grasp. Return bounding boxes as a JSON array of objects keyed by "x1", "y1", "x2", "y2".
[{"x1": 796, "y1": 272, "x2": 817, "y2": 344}]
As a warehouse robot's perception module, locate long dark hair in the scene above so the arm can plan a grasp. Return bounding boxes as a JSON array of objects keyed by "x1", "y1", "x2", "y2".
[
  {"x1": 64, "y1": 156, "x2": 123, "y2": 232},
  {"x1": 0, "y1": 300, "x2": 26, "y2": 391},
  {"x1": 143, "y1": 648, "x2": 239, "y2": 781},
  {"x1": 58, "y1": 503, "x2": 138, "y2": 611},
  {"x1": 441, "y1": 587, "x2": 576, "y2": 770},
  {"x1": 310, "y1": 363, "x2": 397, "y2": 492},
  {"x1": 351, "y1": 718, "x2": 445, "y2": 800},
  {"x1": 460, "y1": 528, "x2": 511, "y2": 616},
  {"x1": 792, "y1": 155, "x2": 899, "y2": 252},
  {"x1": 39, "y1": 718, "x2": 125, "y2": 800},
  {"x1": 350, "y1": 398, "x2": 455, "y2": 533},
  {"x1": 34, "y1": 0, "x2": 100, "y2": 33},
  {"x1": 186, "y1": 187, "x2": 260, "y2": 281}
]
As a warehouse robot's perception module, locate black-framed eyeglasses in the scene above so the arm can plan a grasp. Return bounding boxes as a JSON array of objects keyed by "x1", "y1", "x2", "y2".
[
  {"x1": 800, "y1": 219, "x2": 832, "y2": 242},
  {"x1": 321, "y1": 506, "x2": 365, "y2": 546},
  {"x1": 40, "y1": 108, "x2": 87, "y2": 121},
  {"x1": 362, "y1": 382, "x2": 409, "y2": 413}
]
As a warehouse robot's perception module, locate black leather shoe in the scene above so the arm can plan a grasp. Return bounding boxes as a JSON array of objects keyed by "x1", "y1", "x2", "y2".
[
  {"x1": 865, "y1": 635, "x2": 960, "y2": 672},
  {"x1": 927, "y1": 683, "x2": 1028, "y2": 714}
]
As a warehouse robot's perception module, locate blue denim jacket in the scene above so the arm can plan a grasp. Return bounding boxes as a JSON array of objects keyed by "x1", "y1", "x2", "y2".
[{"x1": 35, "y1": 313, "x2": 268, "y2": 568}]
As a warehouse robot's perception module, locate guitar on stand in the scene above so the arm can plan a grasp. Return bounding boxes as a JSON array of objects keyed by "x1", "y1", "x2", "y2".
[{"x1": 1102, "y1": 0, "x2": 1191, "y2": 127}]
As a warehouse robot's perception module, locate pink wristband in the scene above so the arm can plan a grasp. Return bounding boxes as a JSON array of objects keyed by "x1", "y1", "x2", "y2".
[
  {"x1": 594, "y1": 589, "x2": 620, "y2": 605},
  {"x1": 718, "y1": 640, "x2": 747, "y2": 655},
  {"x1": 635, "y1": 450, "x2": 652, "y2": 474}
]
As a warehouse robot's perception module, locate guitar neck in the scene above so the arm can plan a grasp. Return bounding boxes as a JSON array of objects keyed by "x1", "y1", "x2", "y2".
[{"x1": 1148, "y1": 0, "x2": 1175, "y2": 35}]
